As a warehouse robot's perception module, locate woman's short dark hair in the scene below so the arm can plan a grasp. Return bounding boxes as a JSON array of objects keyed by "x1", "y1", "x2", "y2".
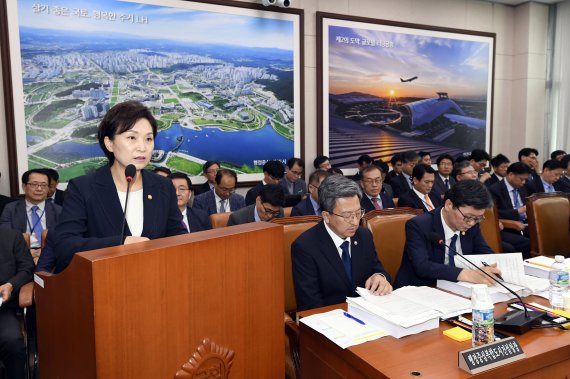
[{"x1": 97, "y1": 101, "x2": 157, "y2": 165}]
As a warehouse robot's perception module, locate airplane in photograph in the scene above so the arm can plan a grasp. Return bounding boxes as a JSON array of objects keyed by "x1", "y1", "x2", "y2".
[{"x1": 400, "y1": 76, "x2": 418, "y2": 82}]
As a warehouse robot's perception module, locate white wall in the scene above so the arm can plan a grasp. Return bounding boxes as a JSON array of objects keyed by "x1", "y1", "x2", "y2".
[{"x1": 0, "y1": 0, "x2": 550, "y2": 196}]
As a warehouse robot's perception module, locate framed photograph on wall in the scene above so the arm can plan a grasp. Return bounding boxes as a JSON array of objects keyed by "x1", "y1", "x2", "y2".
[
  {"x1": 317, "y1": 12, "x2": 495, "y2": 171},
  {"x1": 0, "y1": 0, "x2": 303, "y2": 194}
]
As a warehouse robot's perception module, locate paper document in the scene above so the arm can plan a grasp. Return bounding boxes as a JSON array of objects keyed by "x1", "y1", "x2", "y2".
[
  {"x1": 300, "y1": 309, "x2": 388, "y2": 349},
  {"x1": 437, "y1": 279, "x2": 525, "y2": 304},
  {"x1": 393, "y1": 286, "x2": 472, "y2": 319}
]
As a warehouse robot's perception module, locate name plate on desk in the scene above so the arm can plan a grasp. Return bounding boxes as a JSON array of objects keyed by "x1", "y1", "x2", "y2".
[{"x1": 458, "y1": 337, "x2": 525, "y2": 374}]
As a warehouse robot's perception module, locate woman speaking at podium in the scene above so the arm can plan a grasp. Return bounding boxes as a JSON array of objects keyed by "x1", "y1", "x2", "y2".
[{"x1": 53, "y1": 101, "x2": 187, "y2": 272}]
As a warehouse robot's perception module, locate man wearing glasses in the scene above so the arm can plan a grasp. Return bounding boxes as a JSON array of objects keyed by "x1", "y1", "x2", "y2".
[
  {"x1": 359, "y1": 165, "x2": 394, "y2": 213},
  {"x1": 280, "y1": 158, "x2": 307, "y2": 196},
  {"x1": 169, "y1": 172, "x2": 211, "y2": 233},
  {"x1": 193, "y1": 169, "x2": 245, "y2": 216},
  {"x1": 394, "y1": 180, "x2": 501, "y2": 288},
  {"x1": 291, "y1": 175, "x2": 392, "y2": 311},
  {"x1": 291, "y1": 170, "x2": 330, "y2": 216},
  {"x1": 227, "y1": 185, "x2": 285, "y2": 226},
  {"x1": 0, "y1": 169, "x2": 62, "y2": 251},
  {"x1": 193, "y1": 161, "x2": 220, "y2": 196}
]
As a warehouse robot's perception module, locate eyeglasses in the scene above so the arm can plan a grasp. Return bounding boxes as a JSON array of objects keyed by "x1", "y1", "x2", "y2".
[
  {"x1": 176, "y1": 187, "x2": 190, "y2": 193},
  {"x1": 455, "y1": 207, "x2": 485, "y2": 224},
  {"x1": 261, "y1": 204, "x2": 281, "y2": 217},
  {"x1": 206, "y1": 169, "x2": 218, "y2": 175},
  {"x1": 362, "y1": 178, "x2": 382, "y2": 184},
  {"x1": 459, "y1": 169, "x2": 477, "y2": 176},
  {"x1": 330, "y1": 208, "x2": 365, "y2": 222},
  {"x1": 27, "y1": 182, "x2": 48, "y2": 189},
  {"x1": 217, "y1": 186, "x2": 235, "y2": 194},
  {"x1": 289, "y1": 170, "x2": 303, "y2": 177}
]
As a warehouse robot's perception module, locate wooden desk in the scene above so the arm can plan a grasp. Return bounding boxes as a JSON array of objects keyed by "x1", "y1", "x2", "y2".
[{"x1": 299, "y1": 297, "x2": 570, "y2": 378}]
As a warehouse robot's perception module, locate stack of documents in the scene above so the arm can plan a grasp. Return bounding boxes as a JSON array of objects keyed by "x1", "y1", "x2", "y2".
[
  {"x1": 524, "y1": 256, "x2": 570, "y2": 279},
  {"x1": 347, "y1": 286, "x2": 472, "y2": 338}
]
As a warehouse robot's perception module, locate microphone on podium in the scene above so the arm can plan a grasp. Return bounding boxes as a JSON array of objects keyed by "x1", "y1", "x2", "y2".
[
  {"x1": 429, "y1": 232, "x2": 545, "y2": 334},
  {"x1": 120, "y1": 164, "x2": 137, "y2": 245}
]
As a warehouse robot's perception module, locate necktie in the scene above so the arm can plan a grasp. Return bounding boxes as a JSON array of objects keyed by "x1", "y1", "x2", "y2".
[
  {"x1": 340, "y1": 241, "x2": 352, "y2": 283},
  {"x1": 444, "y1": 178, "x2": 450, "y2": 190},
  {"x1": 512, "y1": 189, "x2": 526, "y2": 221},
  {"x1": 448, "y1": 234, "x2": 458, "y2": 267},
  {"x1": 181, "y1": 217, "x2": 189, "y2": 232},
  {"x1": 315, "y1": 207, "x2": 322, "y2": 216},
  {"x1": 547, "y1": 184, "x2": 554, "y2": 193},
  {"x1": 424, "y1": 194, "x2": 434, "y2": 211},
  {"x1": 219, "y1": 199, "x2": 226, "y2": 213},
  {"x1": 372, "y1": 197, "x2": 382, "y2": 210},
  {"x1": 31, "y1": 205, "x2": 44, "y2": 244}
]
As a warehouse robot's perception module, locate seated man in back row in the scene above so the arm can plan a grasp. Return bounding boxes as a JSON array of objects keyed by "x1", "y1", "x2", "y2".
[
  {"x1": 394, "y1": 180, "x2": 501, "y2": 288},
  {"x1": 227, "y1": 184, "x2": 285, "y2": 226},
  {"x1": 292, "y1": 175, "x2": 392, "y2": 311}
]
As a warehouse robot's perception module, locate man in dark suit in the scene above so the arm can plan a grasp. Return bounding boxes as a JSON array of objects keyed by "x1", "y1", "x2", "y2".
[
  {"x1": 0, "y1": 228, "x2": 34, "y2": 379},
  {"x1": 280, "y1": 157, "x2": 307, "y2": 197},
  {"x1": 384, "y1": 154, "x2": 402, "y2": 187},
  {"x1": 394, "y1": 180, "x2": 499, "y2": 288},
  {"x1": 292, "y1": 175, "x2": 392, "y2": 311},
  {"x1": 556, "y1": 155, "x2": 570, "y2": 193},
  {"x1": 525, "y1": 159, "x2": 563, "y2": 194},
  {"x1": 42, "y1": 168, "x2": 66, "y2": 206},
  {"x1": 488, "y1": 162, "x2": 531, "y2": 224},
  {"x1": 170, "y1": 173, "x2": 211, "y2": 233},
  {"x1": 291, "y1": 170, "x2": 330, "y2": 217},
  {"x1": 430, "y1": 154, "x2": 456, "y2": 199},
  {"x1": 193, "y1": 169, "x2": 246, "y2": 216},
  {"x1": 313, "y1": 155, "x2": 332, "y2": 170},
  {"x1": 351, "y1": 154, "x2": 373, "y2": 182},
  {"x1": 359, "y1": 165, "x2": 395, "y2": 213},
  {"x1": 0, "y1": 169, "x2": 62, "y2": 250},
  {"x1": 193, "y1": 161, "x2": 220, "y2": 196},
  {"x1": 227, "y1": 185, "x2": 285, "y2": 226},
  {"x1": 398, "y1": 164, "x2": 442, "y2": 212},
  {"x1": 245, "y1": 160, "x2": 285, "y2": 206},
  {"x1": 485, "y1": 154, "x2": 510, "y2": 188},
  {"x1": 391, "y1": 151, "x2": 420, "y2": 198},
  {"x1": 518, "y1": 147, "x2": 541, "y2": 183}
]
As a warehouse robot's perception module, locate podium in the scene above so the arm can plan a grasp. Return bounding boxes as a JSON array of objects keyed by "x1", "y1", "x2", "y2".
[{"x1": 34, "y1": 222, "x2": 284, "y2": 378}]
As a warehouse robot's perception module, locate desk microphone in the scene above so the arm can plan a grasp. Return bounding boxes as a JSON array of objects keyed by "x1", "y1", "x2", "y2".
[
  {"x1": 429, "y1": 232, "x2": 544, "y2": 334},
  {"x1": 120, "y1": 164, "x2": 137, "y2": 245}
]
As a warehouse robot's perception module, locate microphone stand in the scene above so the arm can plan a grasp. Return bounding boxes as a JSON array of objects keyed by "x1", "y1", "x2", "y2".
[
  {"x1": 431, "y1": 233, "x2": 545, "y2": 334},
  {"x1": 120, "y1": 165, "x2": 136, "y2": 245}
]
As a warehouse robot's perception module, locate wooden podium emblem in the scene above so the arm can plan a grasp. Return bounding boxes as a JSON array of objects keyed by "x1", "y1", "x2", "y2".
[{"x1": 175, "y1": 338, "x2": 235, "y2": 379}]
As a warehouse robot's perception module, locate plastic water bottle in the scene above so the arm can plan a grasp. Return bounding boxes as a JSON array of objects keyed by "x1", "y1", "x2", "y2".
[
  {"x1": 471, "y1": 284, "x2": 494, "y2": 347},
  {"x1": 549, "y1": 255, "x2": 569, "y2": 310}
]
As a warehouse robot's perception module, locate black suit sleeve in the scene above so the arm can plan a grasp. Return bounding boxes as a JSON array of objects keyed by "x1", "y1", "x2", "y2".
[
  {"x1": 1, "y1": 231, "x2": 34, "y2": 299},
  {"x1": 291, "y1": 238, "x2": 325, "y2": 311}
]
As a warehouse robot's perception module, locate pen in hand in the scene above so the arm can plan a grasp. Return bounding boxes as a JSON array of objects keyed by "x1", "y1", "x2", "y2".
[{"x1": 481, "y1": 261, "x2": 504, "y2": 281}]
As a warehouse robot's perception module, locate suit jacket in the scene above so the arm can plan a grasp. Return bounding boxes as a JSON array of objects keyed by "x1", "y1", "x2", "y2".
[
  {"x1": 484, "y1": 173, "x2": 502, "y2": 188},
  {"x1": 0, "y1": 228, "x2": 34, "y2": 309},
  {"x1": 292, "y1": 221, "x2": 390, "y2": 311},
  {"x1": 245, "y1": 182, "x2": 264, "y2": 206},
  {"x1": 382, "y1": 183, "x2": 394, "y2": 199},
  {"x1": 525, "y1": 177, "x2": 554, "y2": 194},
  {"x1": 360, "y1": 193, "x2": 395, "y2": 213},
  {"x1": 431, "y1": 173, "x2": 456, "y2": 199},
  {"x1": 227, "y1": 204, "x2": 284, "y2": 226},
  {"x1": 384, "y1": 170, "x2": 399, "y2": 186},
  {"x1": 394, "y1": 208, "x2": 494, "y2": 288},
  {"x1": 53, "y1": 166, "x2": 187, "y2": 273},
  {"x1": 54, "y1": 188, "x2": 66, "y2": 206},
  {"x1": 185, "y1": 206, "x2": 212, "y2": 233},
  {"x1": 397, "y1": 189, "x2": 442, "y2": 212},
  {"x1": 391, "y1": 174, "x2": 412, "y2": 198},
  {"x1": 488, "y1": 180, "x2": 530, "y2": 221},
  {"x1": 291, "y1": 196, "x2": 319, "y2": 217},
  {"x1": 0, "y1": 195, "x2": 16, "y2": 218},
  {"x1": 193, "y1": 190, "x2": 245, "y2": 216},
  {"x1": 280, "y1": 178, "x2": 307, "y2": 196},
  {"x1": 193, "y1": 181, "x2": 213, "y2": 196},
  {"x1": 0, "y1": 199, "x2": 61, "y2": 234},
  {"x1": 555, "y1": 175, "x2": 570, "y2": 193}
]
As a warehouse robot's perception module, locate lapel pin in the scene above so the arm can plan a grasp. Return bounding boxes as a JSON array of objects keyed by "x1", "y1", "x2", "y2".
[
  {"x1": 148, "y1": 194, "x2": 153, "y2": 200},
  {"x1": 461, "y1": 231, "x2": 465, "y2": 236},
  {"x1": 354, "y1": 240, "x2": 358, "y2": 246}
]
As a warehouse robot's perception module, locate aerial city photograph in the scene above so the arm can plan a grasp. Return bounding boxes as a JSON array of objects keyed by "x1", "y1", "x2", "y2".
[{"x1": 17, "y1": 0, "x2": 297, "y2": 182}]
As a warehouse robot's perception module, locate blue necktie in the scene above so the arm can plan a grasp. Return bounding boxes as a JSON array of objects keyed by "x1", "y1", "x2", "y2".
[
  {"x1": 219, "y1": 199, "x2": 226, "y2": 213},
  {"x1": 31, "y1": 205, "x2": 44, "y2": 244},
  {"x1": 547, "y1": 183, "x2": 554, "y2": 193},
  {"x1": 444, "y1": 178, "x2": 450, "y2": 190},
  {"x1": 340, "y1": 241, "x2": 352, "y2": 283},
  {"x1": 448, "y1": 234, "x2": 458, "y2": 267},
  {"x1": 512, "y1": 189, "x2": 526, "y2": 221}
]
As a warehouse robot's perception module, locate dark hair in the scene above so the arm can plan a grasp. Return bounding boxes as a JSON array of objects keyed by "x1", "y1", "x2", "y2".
[
  {"x1": 153, "y1": 167, "x2": 172, "y2": 176},
  {"x1": 202, "y1": 160, "x2": 220, "y2": 173},
  {"x1": 263, "y1": 160, "x2": 285, "y2": 179},
  {"x1": 418, "y1": 151, "x2": 431, "y2": 159},
  {"x1": 490, "y1": 154, "x2": 510, "y2": 168},
  {"x1": 22, "y1": 169, "x2": 50, "y2": 185},
  {"x1": 318, "y1": 175, "x2": 362, "y2": 213},
  {"x1": 357, "y1": 154, "x2": 373, "y2": 166},
  {"x1": 390, "y1": 154, "x2": 402, "y2": 166},
  {"x1": 308, "y1": 169, "x2": 330, "y2": 185},
  {"x1": 455, "y1": 155, "x2": 469, "y2": 163},
  {"x1": 169, "y1": 172, "x2": 192, "y2": 189},
  {"x1": 436, "y1": 154, "x2": 455, "y2": 166},
  {"x1": 286, "y1": 157, "x2": 304, "y2": 170},
  {"x1": 328, "y1": 167, "x2": 344, "y2": 175},
  {"x1": 518, "y1": 147, "x2": 539, "y2": 161},
  {"x1": 372, "y1": 160, "x2": 389, "y2": 174},
  {"x1": 452, "y1": 160, "x2": 472, "y2": 179},
  {"x1": 507, "y1": 162, "x2": 531, "y2": 175},
  {"x1": 542, "y1": 159, "x2": 563, "y2": 171},
  {"x1": 444, "y1": 180, "x2": 492, "y2": 209},
  {"x1": 401, "y1": 150, "x2": 420, "y2": 164},
  {"x1": 41, "y1": 168, "x2": 59, "y2": 182},
  {"x1": 550, "y1": 150, "x2": 566, "y2": 160},
  {"x1": 259, "y1": 184, "x2": 285, "y2": 207},
  {"x1": 215, "y1": 169, "x2": 238, "y2": 185},
  {"x1": 361, "y1": 165, "x2": 383, "y2": 177},
  {"x1": 561, "y1": 154, "x2": 570, "y2": 169},
  {"x1": 313, "y1": 155, "x2": 330, "y2": 169},
  {"x1": 97, "y1": 101, "x2": 157, "y2": 165},
  {"x1": 470, "y1": 149, "x2": 490, "y2": 162},
  {"x1": 412, "y1": 164, "x2": 436, "y2": 181}
]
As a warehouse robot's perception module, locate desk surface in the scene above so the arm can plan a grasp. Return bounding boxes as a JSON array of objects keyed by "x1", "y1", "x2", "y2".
[{"x1": 299, "y1": 296, "x2": 570, "y2": 378}]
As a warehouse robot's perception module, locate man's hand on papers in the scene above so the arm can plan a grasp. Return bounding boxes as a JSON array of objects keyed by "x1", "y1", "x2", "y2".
[
  {"x1": 365, "y1": 273, "x2": 392, "y2": 296},
  {"x1": 0, "y1": 282, "x2": 13, "y2": 302},
  {"x1": 457, "y1": 263, "x2": 502, "y2": 286}
]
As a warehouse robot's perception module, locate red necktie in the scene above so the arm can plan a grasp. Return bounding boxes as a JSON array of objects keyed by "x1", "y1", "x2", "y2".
[{"x1": 372, "y1": 197, "x2": 382, "y2": 210}]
